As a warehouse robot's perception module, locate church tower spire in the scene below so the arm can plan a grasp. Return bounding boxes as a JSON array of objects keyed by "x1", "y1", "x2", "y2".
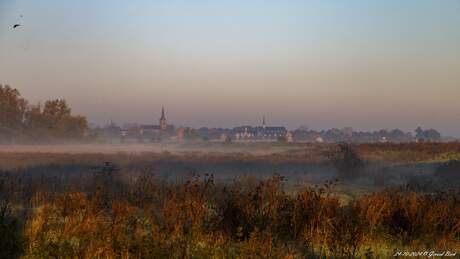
[
  {"x1": 159, "y1": 106, "x2": 167, "y2": 130},
  {"x1": 262, "y1": 115, "x2": 266, "y2": 129},
  {"x1": 161, "y1": 106, "x2": 166, "y2": 120}
]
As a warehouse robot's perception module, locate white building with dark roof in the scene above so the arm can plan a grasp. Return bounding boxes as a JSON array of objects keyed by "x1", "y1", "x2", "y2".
[{"x1": 232, "y1": 117, "x2": 289, "y2": 141}]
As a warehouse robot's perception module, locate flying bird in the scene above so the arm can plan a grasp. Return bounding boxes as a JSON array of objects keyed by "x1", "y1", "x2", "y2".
[{"x1": 13, "y1": 24, "x2": 21, "y2": 29}]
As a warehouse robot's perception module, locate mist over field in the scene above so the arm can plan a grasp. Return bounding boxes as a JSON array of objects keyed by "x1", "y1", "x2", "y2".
[
  {"x1": 1, "y1": 0, "x2": 460, "y2": 258},
  {"x1": 0, "y1": 142, "x2": 459, "y2": 257}
]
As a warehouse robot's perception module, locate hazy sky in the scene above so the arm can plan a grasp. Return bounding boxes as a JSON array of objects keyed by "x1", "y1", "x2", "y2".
[{"x1": 1, "y1": 0, "x2": 459, "y2": 135}]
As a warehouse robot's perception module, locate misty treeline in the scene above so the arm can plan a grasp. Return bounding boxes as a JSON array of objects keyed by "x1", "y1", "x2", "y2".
[{"x1": 0, "y1": 84, "x2": 88, "y2": 143}]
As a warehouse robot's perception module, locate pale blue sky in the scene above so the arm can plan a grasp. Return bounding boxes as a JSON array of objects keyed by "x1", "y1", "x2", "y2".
[{"x1": 1, "y1": 0, "x2": 459, "y2": 135}]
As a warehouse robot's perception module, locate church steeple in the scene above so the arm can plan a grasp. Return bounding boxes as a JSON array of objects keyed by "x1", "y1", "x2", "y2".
[
  {"x1": 160, "y1": 106, "x2": 166, "y2": 120},
  {"x1": 262, "y1": 115, "x2": 266, "y2": 129},
  {"x1": 159, "y1": 106, "x2": 167, "y2": 130}
]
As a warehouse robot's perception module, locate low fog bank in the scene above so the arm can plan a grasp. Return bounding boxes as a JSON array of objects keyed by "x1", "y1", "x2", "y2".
[
  {"x1": 0, "y1": 142, "x2": 306, "y2": 155},
  {"x1": 1, "y1": 143, "x2": 459, "y2": 198}
]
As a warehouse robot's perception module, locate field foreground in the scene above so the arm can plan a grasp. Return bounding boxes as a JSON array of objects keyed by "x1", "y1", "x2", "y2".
[{"x1": 0, "y1": 143, "x2": 459, "y2": 258}]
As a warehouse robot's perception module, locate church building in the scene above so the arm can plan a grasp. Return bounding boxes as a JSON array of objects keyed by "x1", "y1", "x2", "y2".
[{"x1": 122, "y1": 106, "x2": 174, "y2": 142}]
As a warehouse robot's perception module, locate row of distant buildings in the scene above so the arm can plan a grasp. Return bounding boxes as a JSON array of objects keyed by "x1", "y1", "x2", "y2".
[
  {"x1": 93, "y1": 107, "x2": 291, "y2": 143},
  {"x1": 91, "y1": 107, "x2": 444, "y2": 143}
]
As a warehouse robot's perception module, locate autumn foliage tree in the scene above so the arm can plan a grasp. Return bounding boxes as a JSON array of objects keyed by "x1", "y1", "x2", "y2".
[
  {"x1": 25, "y1": 99, "x2": 88, "y2": 139},
  {"x1": 0, "y1": 84, "x2": 28, "y2": 130},
  {"x1": 0, "y1": 84, "x2": 88, "y2": 142}
]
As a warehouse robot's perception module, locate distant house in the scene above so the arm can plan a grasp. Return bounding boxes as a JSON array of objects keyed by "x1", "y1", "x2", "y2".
[{"x1": 314, "y1": 136, "x2": 324, "y2": 143}]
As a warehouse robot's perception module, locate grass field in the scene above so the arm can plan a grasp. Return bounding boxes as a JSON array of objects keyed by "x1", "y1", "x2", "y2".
[{"x1": 0, "y1": 143, "x2": 459, "y2": 258}]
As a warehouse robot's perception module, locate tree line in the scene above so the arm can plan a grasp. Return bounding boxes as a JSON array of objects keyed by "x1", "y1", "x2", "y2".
[{"x1": 0, "y1": 84, "x2": 88, "y2": 143}]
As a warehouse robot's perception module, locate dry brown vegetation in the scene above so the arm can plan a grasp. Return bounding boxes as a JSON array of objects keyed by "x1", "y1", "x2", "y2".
[
  {"x1": 0, "y1": 143, "x2": 459, "y2": 258},
  {"x1": 2, "y1": 172, "x2": 459, "y2": 258},
  {"x1": 354, "y1": 142, "x2": 460, "y2": 163}
]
